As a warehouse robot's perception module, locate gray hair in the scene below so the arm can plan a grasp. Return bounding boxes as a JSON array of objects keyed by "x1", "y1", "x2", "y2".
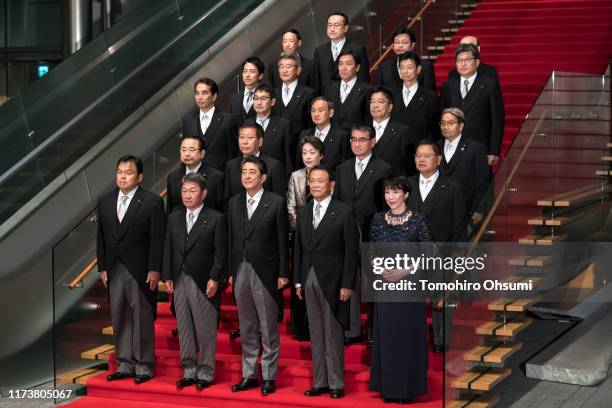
[
  {"x1": 441, "y1": 107, "x2": 465, "y2": 123},
  {"x1": 181, "y1": 172, "x2": 207, "y2": 190},
  {"x1": 279, "y1": 52, "x2": 302, "y2": 69}
]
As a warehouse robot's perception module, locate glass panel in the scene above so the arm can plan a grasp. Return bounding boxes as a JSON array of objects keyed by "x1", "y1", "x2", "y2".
[{"x1": 7, "y1": 0, "x2": 62, "y2": 48}]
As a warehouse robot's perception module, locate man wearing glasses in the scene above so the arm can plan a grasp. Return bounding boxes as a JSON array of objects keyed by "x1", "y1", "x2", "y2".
[
  {"x1": 376, "y1": 27, "x2": 436, "y2": 92},
  {"x1": 313, "y1": 11, "x2": 369, "y2": 95},
  {"x1": 334, "y1": 124, "x2": 390, "y2": 345},
  {"x1": 440, "y1": 43, "x2": 505, "y2": 166},
  {"x1": 448, "y1": 36, "x2": 499, "y2": 81}
]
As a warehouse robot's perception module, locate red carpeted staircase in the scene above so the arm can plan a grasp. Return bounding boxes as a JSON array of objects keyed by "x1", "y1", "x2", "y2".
[
  {"x1": 434, "y1": 0, "x2": 612, "y2": 158},
  {"x1": 65, "y1": 289, "x2": 443, "y2": 407}
]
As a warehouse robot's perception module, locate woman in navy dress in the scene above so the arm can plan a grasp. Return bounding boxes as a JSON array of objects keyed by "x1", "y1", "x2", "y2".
[{"x1": 368, "y1": 176, "x2": 434, "y2": 403}]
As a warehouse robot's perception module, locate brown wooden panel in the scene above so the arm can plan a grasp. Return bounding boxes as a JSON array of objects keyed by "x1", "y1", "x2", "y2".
[
  {"x1": 527, "y1": 217, "x2": 546, "y2": 225},
  {"x1": 81, "y1": 344, "x2": 114, "y2": 360},
  {"x1": 526, "y1": 255, "x2": 553, "y2": 266},
  {"x1": 102, "y1": 326, "x2": 113, "y2": 335}
]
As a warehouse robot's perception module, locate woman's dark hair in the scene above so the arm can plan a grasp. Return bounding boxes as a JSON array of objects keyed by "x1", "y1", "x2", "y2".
[{"x1": 383, "y1": 176, "x2": 411, "y2": 194}]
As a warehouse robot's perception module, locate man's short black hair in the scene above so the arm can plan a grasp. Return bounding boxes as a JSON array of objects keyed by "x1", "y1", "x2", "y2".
[
  {"x1": 328, "y1": 11, "x2": 349, "y2": 25},
  {"x1": 181, "y1": 172, "x2": 207, "y2": 191},
  {"x1": 242, "y1": 56, "x2": 265, "y2": 75},
  {"x1": 283, "y1": 28, "x2": 302, "y2": 41},
  {"x1": 394, "y1": 27, "x2": 416, "y2": 43},
  {"x1": 241, "y1": 155, "x2": 268, "y2": 175},
  {"x1": 181, "y1": 135, "x2": 205, "y2": 151},
  {"x1": 239, "y1": 120, "x2": 264, "y2": 139},
  {"x1": 254, "y1": 83, "x2": 275, "y2": 99},
  {"x1": 336, "y1": 49, "x2": 361, "y2": 67},
  {"x1": 310, "y1": 96, "x2": 334, "y2": 110},
  {"x1": 455, "y1": 43, "x2": 479, "y2": 60},
  {"x1": 398, "y1": 51, "x2": 421, "y2": 67},
  {"x1": 116, "y1": 154, "x2": 143, "y2": 174},
  {"x1": 370, "y1": 86, "x2": 394, "y2": 104},
  {"x1": 309, "y1": 164, "x2": 334, "y2": 182},
  {"x1": 416, "y1": 138, "x2": 441, "y2": 156},
  {"x1": 193, "y1": 77, "x2": 218, "y2": 95},
  {"x1": 351, "y1": 123, "x2": 375, "y2": 139}
]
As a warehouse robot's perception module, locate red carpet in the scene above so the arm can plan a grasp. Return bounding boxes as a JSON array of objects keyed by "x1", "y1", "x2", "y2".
[{"x1": 66, "y1": 289, "x2": 443, "y2": 407}]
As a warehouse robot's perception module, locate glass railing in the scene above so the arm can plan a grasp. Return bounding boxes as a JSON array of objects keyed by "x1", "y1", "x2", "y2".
[
  {"x1": 444, "y1": 66, "x2": 611, "y2": 407},
  {"x1": 0, "y1": 0, "x2": 262, "y2": 226}
]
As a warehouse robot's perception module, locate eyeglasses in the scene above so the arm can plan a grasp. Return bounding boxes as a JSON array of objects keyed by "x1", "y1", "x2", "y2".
[
  {"x1": 350, "y1": 137, "x2": 371, "y2": 144},
  {"x1": 414, "y1": 153, "x2": 437, "y2": 159},
  {"x1": 278, "y1": 64, "x2": 297, "y2": 70},
  {"x1": 180, "y1": 148, "x2": 202, "y2": 153},
  {"x1": 253, "y1": 96, "x2": 271, "y2": 102},
  {"x1": 456, "y1": 58, "x2": 476, "y2": 65},
  {"x1": 369, "y1": 99, "x2": 390, "y2": 105},
  {"x1": 393, "y1": 40, "x2": 411, "y2": 46},
  {"x1": 439, "y1": 121, "x2": 459, "y2": 127}
]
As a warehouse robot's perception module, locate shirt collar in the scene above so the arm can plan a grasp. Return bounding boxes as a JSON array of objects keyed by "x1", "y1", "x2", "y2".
[
  {"x1": 118, "y1": 186, "x2": 138, "y2": 201},
  {"x1": 341, "y1": 76, "x2": 358, "y2": 88},
  {"x1": 186, "y1": 204, "x2": 204, "y2": 220},
  {"x1": 282, "y1": 79, "x2": 298, "y2": 92},
  {"x1": 461, "y1": 71, "x2": 478, "y2": 84},
  {"x1": 445, "y1": 134, "x2": 462, "y2": 150},
  {"x1": 403, "y1": 82, "x2": 418, "y2": 94},
  {"x1": 419, "y1": 170, "x2": 439, "y2": 185},
  {"x1": 316, "y1": 123, "x2": 331, "y2": 137},
  {"x1": 199, "y1": 105, "x2": 215, "y2": 119},
  {"x1": 356, "y1": 153, "x2": 372, "y2": 168},
  {"x1": 313, "y1": 194, "x2": 332, "y2": 213},
  {"x1": 244, "y1": 86, "x2": 256, "y2": 96},
  {"x1": 185, "y1": 161, "x2": 202, "y2": 175},
  {"x1": 246, "y1": 188, "x2": 264, "y2": 203},
  {"x1": 331, "y1": 37, "x2": 346, "y2": 50},
  {"x1": 373, "y1": 117, "x2": 390, "y2": 129}
]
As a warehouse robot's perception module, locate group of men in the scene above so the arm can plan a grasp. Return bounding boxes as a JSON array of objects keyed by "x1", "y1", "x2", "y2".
[{"x1": 96, "y1": 10, "x2": 504, "y2": 400}]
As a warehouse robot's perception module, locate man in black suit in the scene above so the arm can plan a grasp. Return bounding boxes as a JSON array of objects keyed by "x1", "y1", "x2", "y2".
[
  {"x1": 224, "y1": 121, "x2": 286, "y2": 202},
  {"x1": 390, "y1": 51, "x2": 439, "y2": 141},
  {"x1": 229, "y1": 56, "x2": 265, "y2": 121},
  {"x1": 334, "y1": 124, "x2": 390, "y2": 343},
  {"x1": 268, "y1": 29, "x2": 314, "y2": 89},
  {"x1": 448, "y1": 36, "x2": 499, "y2": 81},
  {"x1": 406, "y1": 140, "x2": 468, "y2": 352},
  {"x1": 296, "y1": 97, "x2": 349, "y2": 171},
  {"x1": 441, "y1": 43, "x2": 505, "y2": 166},
  {"x1": 376, "y1": 27, "x2": 436, "y2": 92},
  {"x1": 294, "y1": 165, "x2": 359, "y2": 399},
  {"x1": 369, "y1": 86, "x2": 413, "y2": 176},
  {"x1": 228, "y1": 156, "x2": 289, "y2": 395},
  {"x1": 313, "y1": 12, "x2": 369, "y2": 95},
  {"x1": 181, "y1": 78, "x2": 240, "y2": 172},
  {"x1": 325, "y1": 50, "x2": 370, "y2": 133},
  {"x1": 438, "y1": 108, "x2": 489, "y2": 225},
  {"x1": 273, "y1": 52, "x2": 316, "y2": 155},
  {"x1": 252, "y1": 84, "x2": 294, "y2": 176},
  {"x1": 97, "y1": 155, "x2": 165, "y2": 384},
  {"x1": 163, "y1": 172, "x2": 227, "y2": 390},
  {"x1": 166, "y1": 136, "x2": 224, "y2": 213}
]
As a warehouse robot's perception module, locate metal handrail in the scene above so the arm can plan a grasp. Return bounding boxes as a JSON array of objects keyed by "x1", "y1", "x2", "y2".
[
  {"x1": 68, "y1": 188, "x2": 168, "y2": 289},
  {"x1": 369, "y1": 0, "x2": 435, "y2": 73}
]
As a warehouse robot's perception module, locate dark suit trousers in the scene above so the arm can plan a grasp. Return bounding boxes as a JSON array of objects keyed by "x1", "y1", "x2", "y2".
[
  {"x1": 304, "y1": 267, "x2": 344, "y2": 389},
  {"x1": 174, "y1": 271, "x2": 217, "y2": 381},
  {"x1": 432, "y1": 306, "x2": 453, "y2": 348},
  {"x1": 235, "y1": 261, "x2": 280, "y2": 380},
  {"x1": 109, "y1": 263, "x2": 155, "y2": 376}
]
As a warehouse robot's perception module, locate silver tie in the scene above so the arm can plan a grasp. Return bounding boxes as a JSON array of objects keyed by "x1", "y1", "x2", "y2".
[
  {"x1": 247, "y1": 198, "x2": 256, "y2": 219},
  {"x1": 341, "y1": 83, "x2": 350, "y2": 103},
  {"x1": 356, "y1": 161, "x2": 365, "y2": 179},
  {"x1": 332, "y1": 44, "x2": 339, "y2": 61},
  {"x1": 445, "y1": 142, "x2": 454, "y2": 162},
  {"x1": 313, "y1": 203, "x2": 322, "y2": 229},
  {"x1": 315, "y1": 130, "x2": 324, "y2": 141},
  {"x1": 244, "y1": 91, "x2": 254, "y2": 112},
  {"x1": 117, "y1": 195, "x2": 129, "y2": 223},
  {"x1": 462, "y1": 79, "x2": 469, "y2": 99},
  {"x1": 201, "y1": 113, "x2": 209, "y2": 134},
  {"x1": 257, "y1": 117, "x2": 268, "y2": 132},
  {"x1": 374, "y1": 124, "x2": 383, "y2": 141},
  {"x1": 403, "y1": 88, "x2": 411, "y2": 107},
  {"x1": 283, "y1": 85, "x2": 290, "y2": 106},
  {"x1": 186, "y1": 212, "x2": 195, "y2": 234}
]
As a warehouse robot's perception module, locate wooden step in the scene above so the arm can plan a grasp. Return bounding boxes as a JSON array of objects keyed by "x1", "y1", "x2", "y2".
[
  {"x1": 446, "y1": 394, "x2": 500, "y2": 408},
  {"x1": 518, "y1": 235, "x2": 540, "y2": 244},
  {"x1": 602, "y1": 156, "x2": 612, "y2": 162},
  {"x1": 537, "y1": 184, "x2": 607, "y2": 207},
  {"x1": 596, "y1": 170, "x2": 612, "y2": 176},
  {"x1": 81, "y1": 344, "x2": 115, "y2": 361},
  {"x1": 526, "y1": 255, "x2": 553, "y2": 267},
  {"x1": 527, "y1": 216, "x2": 546, "y2": 226},
  {"x1": 545, "y1": 213, "x2": 584, "y2": 226},
  {"x1": 442, "y1": 28, "x2": 459, "y2": 34},
  {"x1": 464, "y1": 341, "x2": 522, "y2": 364},
  {"x1": 607, "y1": 142, "x2": 612, "y2": 148},
  {"x1": 488, "y1": 298, "x2": 535, "y2": 312},
  {"x1": 451, "y1": 367, "x2": 511, "y2": 391},
  {"x1": 449, "y1": 19, "x2": 465, "y2": 24},
  {"x1": 508, "y1": 255, "x2": 531, "y2": 266},
  {"x1": 518, "y1": 234, "x2": 567, "y2": 245},
  {"x1": 102, "y1": 326, "x2": 113, "y2": 335},
  {"x1": 476, "y1": 318, "x2": 532, "y2": 337},
  {"x1": 57, "y1": 367, "x2": 106, "y2": 385}
]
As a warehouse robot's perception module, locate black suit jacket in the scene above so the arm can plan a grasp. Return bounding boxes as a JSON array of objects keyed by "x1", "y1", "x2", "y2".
[
  {"x1": 391, "y1": 84, "x2": 440, "y2": 141},
  {"x1": 448, "y1": 61, "x2": 499, "y2": 81},
  {"x1": 440, "y1": 74, "x2": 505, "y2": 156},
  {"x1": 294, "y1": 198, "x2": 359, "y2": 329},
  {"x1": 162, "y1": 207, "x2": 227, "y2": 309},
  {"x1": 273, "y1": 83, "x2": 315, "y2": 141},
  {"x1": 333, "y1": 156, "x2": 390, "y2": 239},
  {"x1": 224, "y1": 154, "x2": 286, "y2": 202},
  {"x1": 229, "y1": 92, "x2": 257, "y2": 121},
  {"x1": 181, "y1": 108, "x2": 239, "y2": 172},
  {"x1": 407, "y1": 174, "x2": 468, "y2": 242},
  {"x1": 228, "y1": 191, "x2": 289, "y2": 305},
  {"x1": 166, "y1": 164, "x2": 224, "y2": 213},
  {"x1": 296, "y1": 126, "x2": 349, "y2": 171},
  {"x1": 260, "y1": 116, "x2": 294, "y2": 176},
  {"x1": 313, "y1": 40, "x2": 370, "y2": 95},
  {"x1": 96, "y1": 187, "x2": 166, "y2": 313},
  {"x1": 268, "y1": 54, "x2": 314, "y2": 89},
  {"x1": 376, "y1": 56, "x2": 436, "y2": 92},
  {"x1": 372, "y1": 120, "x2": 413, "y2": 177},
  {"x1": 438, "y1": 138, "x2": 490, "y2": 214},
  {"x1": 325, "y1": 80, "x2": 370, "y2": 133}
]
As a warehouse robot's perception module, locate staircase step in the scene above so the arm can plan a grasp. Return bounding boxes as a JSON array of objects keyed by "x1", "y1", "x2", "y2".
[
  {"x1": 58, "y1": 367, "x2": 106, "y2": 385},
  {"x1": 488, "y1": 299, "x2": 535, "y2": 312},
  {"x1": 537, "y1": 183, "x2": 610, "y2": 207},
  {"x1": 526, "y1": 255, "x2": 553, "y2": 267},
  {"x1": 464, "y1": 341, "x2": 522, "y2": 364},
  {"x1": 476, "y1": 318, "x2": 532, "y2": 337},
  {"x1": 451, "y1": 367, "x2": 511, "y2": 391},
  {"x1": 596, "y1": 170, "x2": 612, "y2": 176},
  {"x1": 446, "y1": 394, "x2": 500, "y2": 408},
  {"x1": 603, "y1": 156, "x2": 612, "y2": 161},
  {"x1": 81, "y1": 344, "x2": 115, "y2": 360}
]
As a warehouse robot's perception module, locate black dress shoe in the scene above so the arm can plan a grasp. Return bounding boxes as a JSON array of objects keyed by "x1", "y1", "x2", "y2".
[
  {"x1": 106, "y1": 371, "x2": 133, "y2": 381},
  {"x1": 344, "y1": 336, "x2": 362, "y2": 345},
  {"x1": 176, "y1": 378, "x2": 196, "y2": 389},
  {"x1": 134, "y1": 375, "x2": 152, "y2": 384},
  {"x1": 330, "y1": 389, "x2": 345, "y2": 399},
  {"x1": 229, "y1": 329, "x2": 241, "y2": 338},
  {"x1": 261, "y1": 380, "x2": 275, "y2": 395},
  {"x1": 304, "y1": 387, "x2": 330, "y2": 396},
  {"x1": 384, "y1": 397, "x2": 411, "y2": 404},
  {"x1": 231, "y1": 378, "x2": 259, "y2": 392},
  {"x1": 367, "y1": 339, "x2": 374, "y2": 349},
  {"x1": 172, "y1": 328, "x2": 178, "y2": 336},
  {"x1": 196, "y1": 380, "x2": 211, "y2": 390}
]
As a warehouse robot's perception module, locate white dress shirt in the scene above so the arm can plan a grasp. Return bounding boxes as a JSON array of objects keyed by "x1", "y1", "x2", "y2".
[
  {"x1": 117, "y1": 186, "x2": 138, "y2": 220},
  {"x1": 402, "y1": 82, "x2": 418, "y2": 107},
  {"x1": 355, "y1": 153, "x2": 372, "y2": 179},
  {"x1": 312, "y1": 194, "x2": 332, "y2": 225},
  {"x1": 373, "y1": 117, "x2": 390, "y2": 143},
  {"x1": 185, "y1": 161, "x2": 202, "y2": 175},
  {"x1": 282, "y1": 79, "x2": 298, "y2": 106},
  {"x1": 256, "y1": 115, "x2": 270, "y2": 132},
  {"x1": 444, "y1": 134, "x2": 462, "y2": 163},
  {"x1": 419, "y1": 170, "x2": 439, "y2": 201},
  {"x1": 245, "y1": 188, "x2": 264, "y2": 214},
  {"x1": 460, "y1": 72, "x2": 477, "y2": 97},
  {"x1": 186, "y1": 204, "x2": 204, "y2": 233},
  {"x1": 199, "y1": 106, "x2": 215, "y2": 135},
  {"x1": 315, "y1": 123, "x2": 331, "y2": 142},
  {"x1": 243, "y1": 87, "x2": 255, "y2": 111},
  {"x1": 340, "y1": 76, "x2": 357, "y2": 103},
  {"x1": 331, "y1": 37, "x2": 346, "y2": 60}
]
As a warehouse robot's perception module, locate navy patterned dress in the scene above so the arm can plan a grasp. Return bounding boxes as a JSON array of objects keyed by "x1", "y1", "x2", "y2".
[{"x1": 368, "y1": 210, "x2": 433, "y2": 400}]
